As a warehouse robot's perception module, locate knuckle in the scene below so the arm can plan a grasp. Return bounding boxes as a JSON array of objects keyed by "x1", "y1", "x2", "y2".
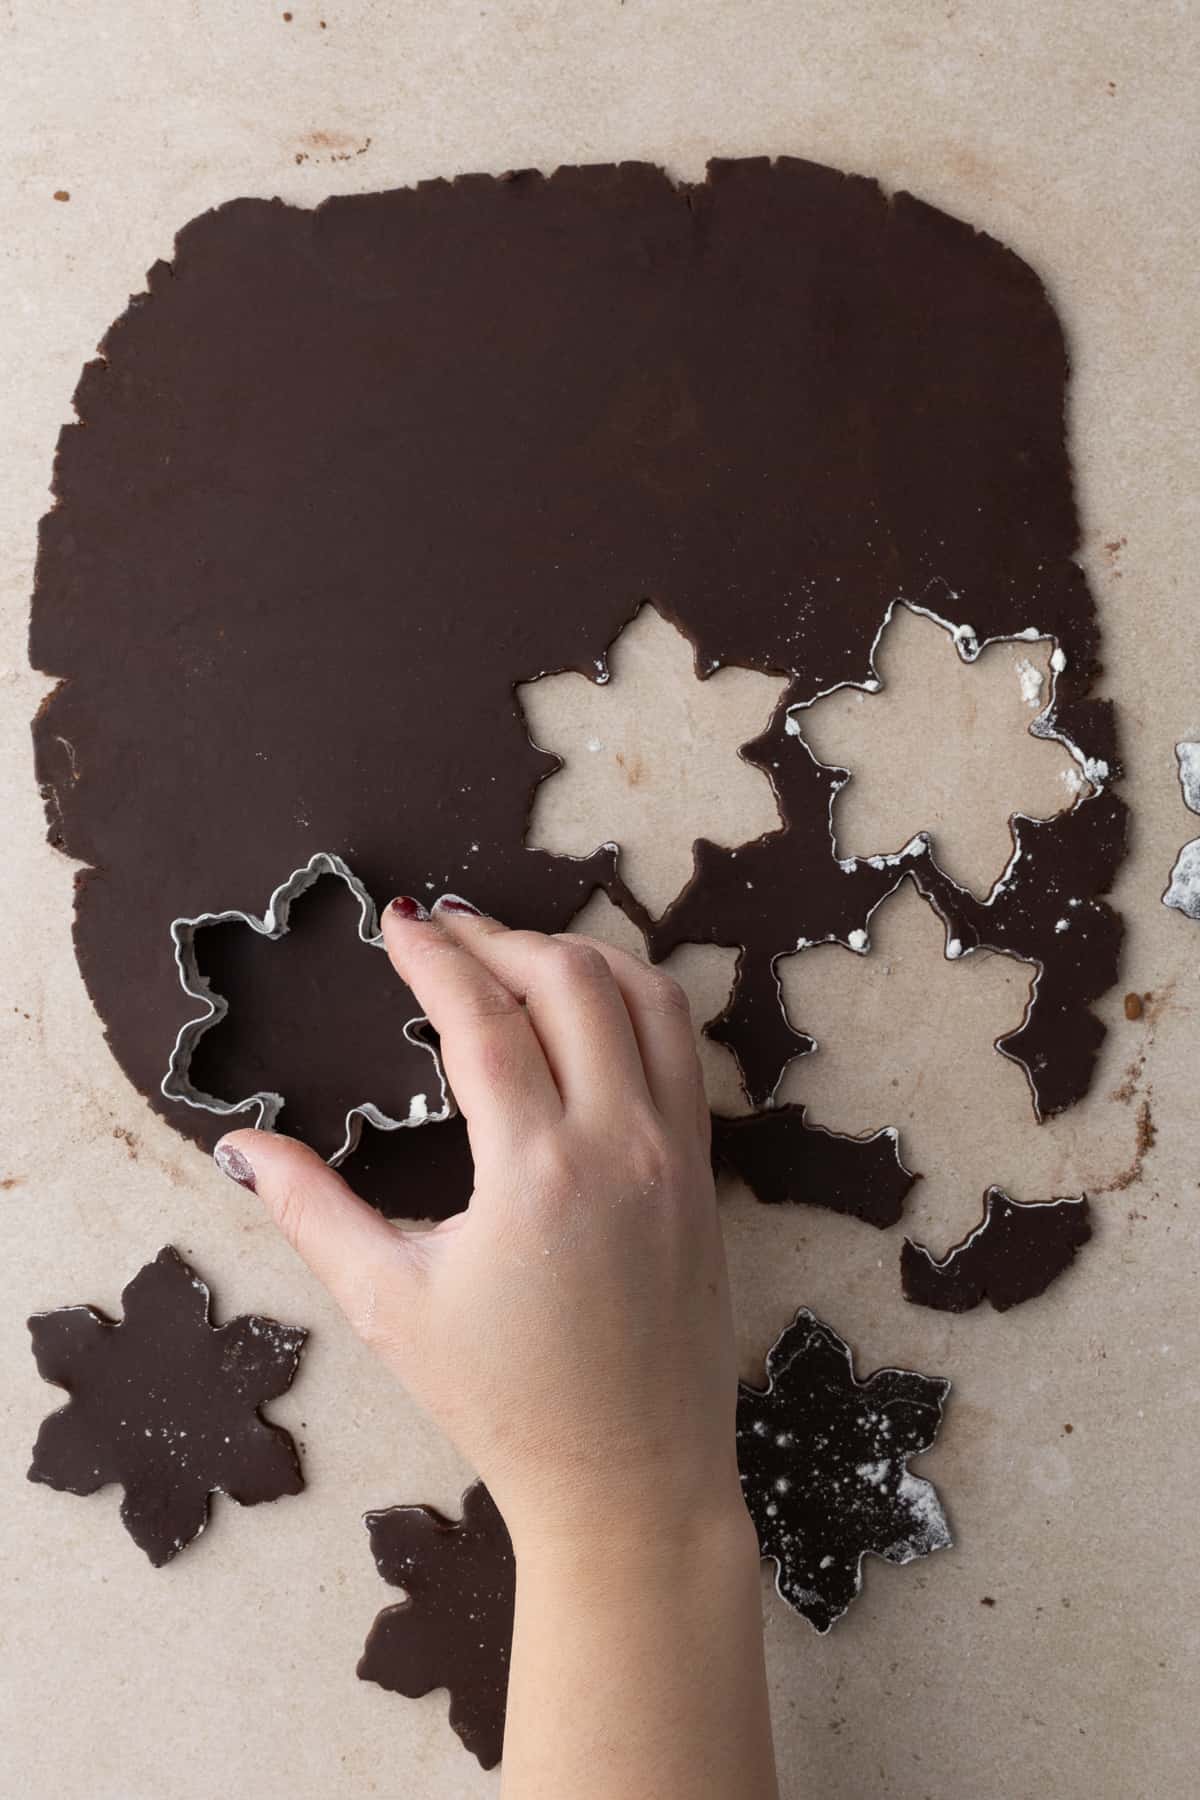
[
  {"x1": 643, "y1": 969, "x2": 691, "y2": 1017},
  {"x1": 357, "y1": 1303, "x2": 402, "y2": 1360},
  {"x1": 267, "y1": 1177, "x2": 311, "y2": 1251},
  {"x1": 523, "y1": 1133, "x2": 579, "y2": 1200},
  {"x1": 354, "y1": 1251, "x2": 425, "y2": 1361},
  {"x1": 622, "y1": 1117, "x2": 675, "y2": 1187},
  {"x1": 532, "y1": 1126, "x2": 575, "y2": 1178},
  {"x1": 548, "y1": 938, "x2": 611, "y2": 984},
  {"x1": 461, "y1": 982, "x2": 522, "y2": 1021},
  {"x1": 474, "y1": 1032, "x2": 522, "y2": 1087}
]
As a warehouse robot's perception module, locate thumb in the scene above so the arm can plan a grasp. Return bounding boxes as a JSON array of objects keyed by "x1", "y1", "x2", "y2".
[{"x1": 214, "y1": 1129, "x2": 422, "y2": 1346}]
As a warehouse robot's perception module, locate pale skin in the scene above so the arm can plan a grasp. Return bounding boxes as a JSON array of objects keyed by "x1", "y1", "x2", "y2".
[{"x1": 215, "y1": 894, "x2": 779, "y2": 1799}]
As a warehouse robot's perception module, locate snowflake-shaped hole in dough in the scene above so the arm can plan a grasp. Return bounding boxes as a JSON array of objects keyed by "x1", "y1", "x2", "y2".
[
  {"x1": 792, "y1": 604, "x2": 1088, "y2": 899},
  {"x1": 776, "y1": 879, "x2": 1041, "y2": 1254},
  {"x1": 517, "y1": 604, "x2": 789, "y2": 918}
]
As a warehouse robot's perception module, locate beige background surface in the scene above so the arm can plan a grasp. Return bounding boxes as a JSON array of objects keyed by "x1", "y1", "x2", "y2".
[{"x1": 2, "y1": 4, "x2": 1197, "y2": 1796}]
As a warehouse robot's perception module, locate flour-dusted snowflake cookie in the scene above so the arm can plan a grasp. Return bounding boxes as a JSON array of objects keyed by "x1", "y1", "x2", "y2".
[
  {"x1": 27, "y1": 1246, "x2": 307, "y2": 1565},
  {"x1": 358, "y1": 1481, "x2": 515, "y2": 1770},
  {"x1": 737, "y1": 1309, "x2": 951, "y2": 1633},
  {"x1": 358, "y1": 1321, "x2": 951, "y2": 1758},
  {"x1": 1164, "y1": 742, "x2": 1200, "y2": 921}
]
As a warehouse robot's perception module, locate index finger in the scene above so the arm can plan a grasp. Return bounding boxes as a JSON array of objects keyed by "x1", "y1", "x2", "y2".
[{"x1": 381, "y1": 897, "x2": 561, "y2": 1140}]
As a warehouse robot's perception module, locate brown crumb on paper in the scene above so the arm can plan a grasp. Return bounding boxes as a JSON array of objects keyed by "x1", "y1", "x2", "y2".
[
  {"x1": 1110, "y1": 1052, "x2": 1144, "y2": 1103},
  {"x1": 1102, "y1": 1098, "x2": 1156, "y2": 1192}
]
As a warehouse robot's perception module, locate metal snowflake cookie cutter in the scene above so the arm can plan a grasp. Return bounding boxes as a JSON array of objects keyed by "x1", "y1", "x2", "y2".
[
  {"x1": 1163, "y1": 741, "x2": 1200, "y2": 921},
  {"x1": 161, "y1": 851, "x2": 452, "y2": 1164}
]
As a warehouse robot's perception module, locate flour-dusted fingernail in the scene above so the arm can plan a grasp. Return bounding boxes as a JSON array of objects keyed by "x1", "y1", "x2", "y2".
[
  {"x1": 432, "y1": 894, "x2": 481, "y2": 917},
  {"x1": 213, "y1": 1141, "x2": 257, "y2": 1191},
  {"x1": 389, "y1": 895, "x2": 431, "y2": 921}
]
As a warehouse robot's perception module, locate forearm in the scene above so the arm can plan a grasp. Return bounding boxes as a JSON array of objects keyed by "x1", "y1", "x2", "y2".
[{"x1": 501, "y1": 1503, "x2": 779, "y2": 1799}]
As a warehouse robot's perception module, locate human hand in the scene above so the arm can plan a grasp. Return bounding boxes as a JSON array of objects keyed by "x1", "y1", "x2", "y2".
[{"x1": 215, "y1": 896, "x2": 745, "y2": 1554}]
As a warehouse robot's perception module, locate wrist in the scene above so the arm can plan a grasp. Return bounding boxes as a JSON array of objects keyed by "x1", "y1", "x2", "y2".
[{"x1": 508, "y1": 1484, "x2": 758, "y2": 1580}]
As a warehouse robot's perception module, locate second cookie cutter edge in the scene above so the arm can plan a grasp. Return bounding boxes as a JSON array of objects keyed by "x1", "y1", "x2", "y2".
[{"x1": 161, "y1": 850, "x2": 453, "y2": 1165}]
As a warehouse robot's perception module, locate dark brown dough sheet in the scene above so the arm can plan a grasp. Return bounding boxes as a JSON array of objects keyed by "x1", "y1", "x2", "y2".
[
  {"x1": 901, "y1": 1188, "x2": 1093, "y2": 1312},
  {"x1": 359, "y1": 1311, "x2": 951, "y2": 1763},
  {"x1": 27, "y1": 1246, "x2": 306, "y2": 1564},
  {"x1": 29, "y1": 156, "x2": 1124, "y2": 1221}
]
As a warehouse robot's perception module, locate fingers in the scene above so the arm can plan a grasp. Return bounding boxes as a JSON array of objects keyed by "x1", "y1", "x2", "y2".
[
  {"x1": 380, "y1": 898, "x2": 561, "y2": 1139},
  {"x1": 428, "y1": 902, "x2": 653, "y2": 1118},
  {"x1": 214, "y1": 1130, "x2": 421, "y2": 1348},
  {"x1": 553, "y1": 932, "x2": 707, "y2": 1138}
]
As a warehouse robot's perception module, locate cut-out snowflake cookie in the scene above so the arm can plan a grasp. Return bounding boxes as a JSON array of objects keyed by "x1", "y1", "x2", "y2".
[
  {"x1": 162, "y1": 851, "x2": 450, "y2": 1164},
  {"x1": 712, "y1": 1103, "x2": 917, "y2": 1229},
  {"x1": 902, "y1": 1188, "x2": 1092, "y2": 1313},
  {"x1": 27, "y1": 1246, "x2": 306, "y2": 1565},
  {"x1": 358, "y1": 1481, "x2": 514, "y2": 1770},
  {"x1": 359, "y1": 1315, "x2": 952, "y2": 1763},
  {"x1": 1163, "y1": 742, "x2": 1200, "y2": 921},
  {"x1": 737, "y1": 1309, "x2": 951, "y2": 1632}
]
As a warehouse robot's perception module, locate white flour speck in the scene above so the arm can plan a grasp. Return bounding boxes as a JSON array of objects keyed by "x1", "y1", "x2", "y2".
[{"x1": 856, "y1": 1459, "x2": 890, "y2": 1488}]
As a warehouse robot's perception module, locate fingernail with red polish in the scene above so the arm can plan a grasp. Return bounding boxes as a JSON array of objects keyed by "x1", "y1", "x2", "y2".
[
  {"x1": 433, "y1": 894, "x2": 481, "y2": 917},
  {"x1": 389, "y1": 895, "x2": 431, "y2": 921},
  {"x1": 214, "y1": 1141, "x2": 257, "y2": 1192}
]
